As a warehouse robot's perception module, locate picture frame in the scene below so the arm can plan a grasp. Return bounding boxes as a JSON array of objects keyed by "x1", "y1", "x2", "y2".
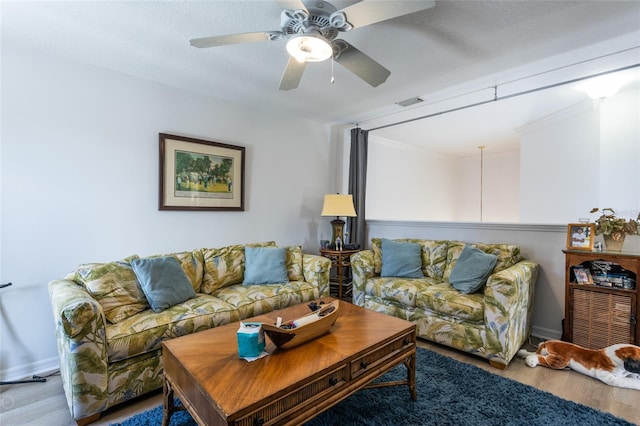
[
  {"x1": 572, "y1": 267, "x2": 594, "y2": 284},
  {"x1": 159, "y1": 133, "x2": 245, "y2": 211},
  {"x1": 566, "y1": 223, "x2": 595, "y2": 251}
]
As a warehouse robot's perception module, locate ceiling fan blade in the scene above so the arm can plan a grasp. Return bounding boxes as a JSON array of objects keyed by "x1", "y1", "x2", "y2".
[
  {"x1": 190, "y1": 32, "x2": 280, "y2": 48},
  {"x1": 333, "y1": 40, "x2": 390, "y2": 87},
  {"x1": 338, "y1": 0, "x2": 435, "y2": 30},
  {"x1": 275, "y1": 0, "x2": 308, "y2": 13},
  {"x1": 279, "y1": 57, "x2": 307, "y2": 90}
]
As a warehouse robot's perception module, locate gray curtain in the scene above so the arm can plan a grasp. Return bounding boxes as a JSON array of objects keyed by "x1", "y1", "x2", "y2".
[{"x1": 347, "y1": 127, "x2": 368, "y2": 249}]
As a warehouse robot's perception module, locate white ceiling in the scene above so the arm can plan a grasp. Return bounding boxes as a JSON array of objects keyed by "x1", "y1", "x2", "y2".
[{"x1": 2, "y1": 1, "x2": 640, "y2": 156}]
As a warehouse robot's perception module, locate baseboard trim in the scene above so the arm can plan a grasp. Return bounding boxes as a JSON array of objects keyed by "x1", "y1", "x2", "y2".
[
  {"x1": 0, "y1": 357, "x2": 60, "y2": 382},
  {"x1": 531, "y1": 325, "x2": 562, "y2": 342}
]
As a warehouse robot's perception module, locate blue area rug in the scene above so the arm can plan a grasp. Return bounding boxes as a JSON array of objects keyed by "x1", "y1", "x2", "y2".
[{"x1": 111, "y1": 347, "x2": 633, "y2": 426}]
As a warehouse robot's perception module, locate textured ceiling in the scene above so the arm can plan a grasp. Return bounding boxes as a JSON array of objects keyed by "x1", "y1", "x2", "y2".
[{"x1": 2, "y1": 1, "x2": 640, "y2": 155}]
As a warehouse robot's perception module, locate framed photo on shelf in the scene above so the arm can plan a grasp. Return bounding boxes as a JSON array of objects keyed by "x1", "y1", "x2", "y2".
[
  {"x1": 566, "y1": 223, "x2": 595, "y2": 251},
  {"x1": 573, "y1": 267, "x2": 594, "y2": 284},
  {"x1": 159, "y1": 133, "x2": 245, "y2": 211}
]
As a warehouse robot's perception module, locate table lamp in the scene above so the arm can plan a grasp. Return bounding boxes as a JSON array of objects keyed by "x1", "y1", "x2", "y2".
[{"x1": 321, "y1": 194, "x2": 357, "y2": 247}]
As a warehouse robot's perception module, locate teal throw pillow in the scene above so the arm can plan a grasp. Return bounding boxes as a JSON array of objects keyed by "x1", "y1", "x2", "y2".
[
  {"x1": 243, "y1": 247, "x2": 289, "y2": 285},
  {"x1": 130, "y1": 256, "x2": 196, "y2": 312},
  {"x1": 380, "y1": 239, "x2": 423, "y2": 278},
  {"x1": 450, "y1": 245, "x2": 498, "y2": 294}
]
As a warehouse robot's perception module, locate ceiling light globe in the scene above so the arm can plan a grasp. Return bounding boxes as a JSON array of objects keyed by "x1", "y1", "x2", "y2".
[
  {"x1": 577, "y1": 72, "x2": 637, "y2": 100},
  {"x1": 286, "y1": 35, "x2": 333, "y2": 63}
]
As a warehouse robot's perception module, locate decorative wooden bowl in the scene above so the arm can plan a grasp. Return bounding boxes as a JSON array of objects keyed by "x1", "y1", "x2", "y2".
[{"x1": 262, "y1": 300, "x2": 340, "y2": 349}]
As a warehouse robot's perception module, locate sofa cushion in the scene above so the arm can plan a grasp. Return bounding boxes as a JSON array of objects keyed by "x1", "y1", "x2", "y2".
[
  {"x1": 131, "y1": 256, "x2": 197, "y2": 312},
  {"x1": 443, "y1": 241, "x2": 521, "y2": 281},
  {"x1": 449, "y1": 245, "x2": 498, "y2": 294},
  {"x1": 147, "y1": 250, "x2": 204, "y2": 293},
  {"x1": 74, "y1": 256, "x2": 149, "y2": 323},
  {"x1": 372, "y1": 238, "x2": 448, "y2": 279},
  {"x1": 213, "y1": 281, "x2": 320, "y2": 319},
  {"x1": 371, "y1": 238, "x2": 383, "y2": 274},
  {"x1": 365, "y1": 276, "x2": 440, "y2": 307},
  {"x1": 420, "y1": 240, "x2": 449, "y2": 280},
  {"x1": 105, "y1": 294, "x2": 239, "y2": 362},
  {"x1": 416, "y1": 284, "x2": 485, "y2": 323},
  {"x1": 285, "y1": 246, "x2": 304, "y2": 281},
  {"x1": 243, "y1": 247, "x2": 288, "y2": 285},
  {"x1": 471, "y1": 242, "x2": 521, "y2": 273},
  {"x1": 380, "y1": 239, "x2": 423, "y2": 278},
  {"x1": 201, "y1": 241, "x2": 275, "y2": 294}
]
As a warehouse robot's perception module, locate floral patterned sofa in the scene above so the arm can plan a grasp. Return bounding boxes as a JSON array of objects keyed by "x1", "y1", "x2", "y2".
[
  {"x1": 351, "y1": 238, "x2": 539, "y2": 369},
  {"x1": 48, "y1": 241, "x2": 330, "y2": 425}
]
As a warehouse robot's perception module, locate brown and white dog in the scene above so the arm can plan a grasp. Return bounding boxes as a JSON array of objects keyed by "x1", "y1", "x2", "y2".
[{"x1": 517, "y1": 340, "x2": 640, "y2": 390}]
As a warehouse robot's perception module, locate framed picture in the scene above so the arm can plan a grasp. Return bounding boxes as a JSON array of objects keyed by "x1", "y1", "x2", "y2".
[
  {"x1": 566, "y1": 223, "x2": 595, "y2": 251},
  {"x1": 573, "y1": 267, "x2": 594, "y2": 284},
  {"x1": 159, "y1": 133, "x2": 245, "y2": 211}
]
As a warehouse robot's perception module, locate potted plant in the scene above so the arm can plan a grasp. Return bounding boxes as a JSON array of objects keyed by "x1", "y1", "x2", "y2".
[{"x1": 590, "y1": 208, "x2": 640, "y2": 251}]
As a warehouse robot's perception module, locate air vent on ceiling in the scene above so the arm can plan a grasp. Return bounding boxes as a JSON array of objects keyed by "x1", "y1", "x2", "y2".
[{"x1": 395, "y1": 97, "x2": 423, "y2": 107}]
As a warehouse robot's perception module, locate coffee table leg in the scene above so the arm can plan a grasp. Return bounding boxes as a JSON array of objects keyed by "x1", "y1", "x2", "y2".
[
  {"x1": 405, "y1": 352, "x2": 417, "y2": 401},
  {"x1": 162, "y1": 378, "x2": 174, "y2": 426}
]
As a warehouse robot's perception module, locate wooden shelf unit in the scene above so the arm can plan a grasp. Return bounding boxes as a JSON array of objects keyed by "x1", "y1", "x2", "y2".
[{"x1": 563, "y1": 249, "x2": 639, "y2": 348}]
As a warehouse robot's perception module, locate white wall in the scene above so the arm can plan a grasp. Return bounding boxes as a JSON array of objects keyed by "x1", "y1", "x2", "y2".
[
  {"x1": 0, "y1": 45, "x2": 334, "y2": 379},
  {"x1": 519, "y1": 84, "x2": 640, "y2": 224},
  {"x1": 367, "y1": 83, "x2": 640, "y2": 225},
  {"x1": 366, "y1": 135, "x2": 457, "y2": 221},
  {"x1": 367, "y1": 135, "x2": 520, "y2": 222},
  {"x1": 599, "y1": 87, "x2": 640, "y2": 216},
  {"x1": 454, "y1": 150, "x2": 520, "y2": 222},
  {"x1": 519, "y1": 104, "x2": 601, "y2": 223}
]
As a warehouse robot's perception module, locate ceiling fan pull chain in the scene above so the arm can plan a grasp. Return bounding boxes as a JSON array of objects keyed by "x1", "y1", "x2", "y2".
[{"x1": 331, "y1": 56, "x2": 335, "y2": 84}]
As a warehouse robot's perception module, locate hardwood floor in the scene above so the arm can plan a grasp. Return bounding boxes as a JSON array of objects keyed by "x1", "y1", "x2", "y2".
[{"x1": 1, "y1": 338, "x2": 638, "y2": 425}]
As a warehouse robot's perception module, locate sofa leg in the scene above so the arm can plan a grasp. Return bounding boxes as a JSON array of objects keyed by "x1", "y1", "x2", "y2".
[
  {"x1": 489, "y1": 359, "x2": 507, "y2": 370},
  {"x1": 76, "y1": 413, "x2": 101, "y2": 426}
]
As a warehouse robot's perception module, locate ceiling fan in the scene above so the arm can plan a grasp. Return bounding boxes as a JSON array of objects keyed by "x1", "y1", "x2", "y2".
[{"x1": 190, "y1": 0, "x2": 435, "y2": 90}]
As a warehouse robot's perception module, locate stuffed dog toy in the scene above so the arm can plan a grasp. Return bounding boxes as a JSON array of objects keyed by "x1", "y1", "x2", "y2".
[{"x1": 517, "y1": 340, "x2": 640, "y2": 390}]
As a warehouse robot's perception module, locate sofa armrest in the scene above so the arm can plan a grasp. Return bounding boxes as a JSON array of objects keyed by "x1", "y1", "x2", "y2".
[
  {"x1": 351, "y1": 250, "x2": 375, "y2": 307},
  {"x1": 302, "y1": 254, "x2": 331, "y2": 297},
  {"x1": 48, "y1": 279, "x2": 109, "y2": 421},
  {"x1": 483, "y1": 260, "x2": 539, "y2": 366},
  {"x1": 49, "y1": 279, "x2": 103, "y2": 338}
]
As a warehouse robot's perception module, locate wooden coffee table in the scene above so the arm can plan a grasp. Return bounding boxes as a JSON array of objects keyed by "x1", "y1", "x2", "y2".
[{"x1": 162, "y1": 298, "x2": 416, "y2": 426}]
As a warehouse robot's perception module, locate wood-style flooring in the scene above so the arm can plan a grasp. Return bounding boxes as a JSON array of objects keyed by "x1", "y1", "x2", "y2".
[{"x1": 1, "y1": 338, "x2": 638, "y2": 425}]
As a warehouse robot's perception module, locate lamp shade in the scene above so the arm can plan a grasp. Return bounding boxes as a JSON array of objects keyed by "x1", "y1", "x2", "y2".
[{"x1": 321, "y1": 194, "x2": 357, "y2": 217}]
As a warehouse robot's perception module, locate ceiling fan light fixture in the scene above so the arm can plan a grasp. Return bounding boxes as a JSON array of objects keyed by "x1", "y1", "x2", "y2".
[{"x1": 286, "y1": 34, "x2": 333, "y2": 63}]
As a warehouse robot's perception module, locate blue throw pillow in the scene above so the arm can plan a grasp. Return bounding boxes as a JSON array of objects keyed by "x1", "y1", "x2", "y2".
[
  {"x1": 450, "y1": 245, "x2": 498, "y2": 294},
  {"x1": 243, "y1": 247, "x2": 289, "y2": 285},
  {"x1": 380, "y1": 239, "x2": 423, "y2": 278},
  {"x1": 130, "y1": 256, "x2": 196, "y2": 312}
]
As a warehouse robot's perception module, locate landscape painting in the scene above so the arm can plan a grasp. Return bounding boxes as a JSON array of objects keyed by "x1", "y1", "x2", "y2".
[{"x1": 159, "y1": 133, "x2": 245, "y2": 211}]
